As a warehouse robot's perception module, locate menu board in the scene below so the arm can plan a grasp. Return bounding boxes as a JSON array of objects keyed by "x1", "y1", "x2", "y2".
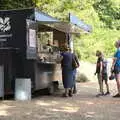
[
  {"x1": 26, "y1": 28, "x2": 37, "y2": 59},
  {"x1": 29, "y1": 29, "x2": 36, "y2": 47}
]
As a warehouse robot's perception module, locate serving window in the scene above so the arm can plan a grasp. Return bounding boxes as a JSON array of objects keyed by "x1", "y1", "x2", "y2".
[
  {"x1": 37, "y1": 31, "x2": 60, "y2": 63},
  {"x1": 37, "y1": 32, "x2": 53, "y2": 52}
]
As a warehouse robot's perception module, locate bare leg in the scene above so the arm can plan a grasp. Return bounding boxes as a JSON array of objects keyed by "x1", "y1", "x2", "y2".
[
  {"x1": 69, "y1": 88, "x2": 73, "y2": 97},
  {"x1": 63, "y1": 88, "x2": 69, "y2": 97},
  {"x1": 113, "y1": 73, "x2": 120, "y2": 97},
  {"x1": 97, "y1": 74, "x2": 104, "y2": 94},
  {"x1": 116, "y1": 74, "x2": 120, "y2": 94},
  {"x1": 105, "y1": 80, "x2": 110, "y2": 93}
]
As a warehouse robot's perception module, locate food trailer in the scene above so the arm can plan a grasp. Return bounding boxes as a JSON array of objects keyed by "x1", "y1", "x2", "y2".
[{"x1": 0, "y1": 8, "x2": 92, "y2": 96}]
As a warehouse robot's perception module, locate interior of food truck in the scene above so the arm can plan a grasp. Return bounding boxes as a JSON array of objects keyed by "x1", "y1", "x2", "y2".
[
  {"x1": 36, "y1": 24, "x2": 67, "y2": 64},
  {"x1": 37, "y1": 30, "x2": 56, "y2": 63}
]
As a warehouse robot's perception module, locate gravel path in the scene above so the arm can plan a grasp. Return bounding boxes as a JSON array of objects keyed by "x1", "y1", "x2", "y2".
[{"x1": 0, "y1": 81, "x2": 120, "y2": 120}]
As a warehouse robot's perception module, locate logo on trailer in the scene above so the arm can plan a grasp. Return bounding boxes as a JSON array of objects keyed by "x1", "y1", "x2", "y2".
[{"x1": 0, "y1": 17, "x2": 11, "y2": 32}]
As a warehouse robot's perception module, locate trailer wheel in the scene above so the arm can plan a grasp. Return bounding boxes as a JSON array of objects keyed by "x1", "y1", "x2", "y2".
[{"x1": 47, "y1": 83, "x2": 54, "y2": 95}]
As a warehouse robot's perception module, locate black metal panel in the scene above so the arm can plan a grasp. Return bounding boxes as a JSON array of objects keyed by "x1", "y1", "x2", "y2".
[
  {"x1": 0, "y1": 49, "x2": 17, "y2": 94},
  {"x1": 0, "y1": 8, "x2": 35, "y2": 57},
  {"x1": 0, "y1": 8, "x2": 37, "y2": 94}
]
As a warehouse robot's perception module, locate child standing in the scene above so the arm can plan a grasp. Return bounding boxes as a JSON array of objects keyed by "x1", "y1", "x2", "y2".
[{"x1": 95, "y1": 50, "x2": 110, "y2": 97}]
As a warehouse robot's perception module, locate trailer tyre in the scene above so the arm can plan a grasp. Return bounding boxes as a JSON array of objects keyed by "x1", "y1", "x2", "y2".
[{"x1": 47, "y1": 83, "x2": 54, "y2": 95}]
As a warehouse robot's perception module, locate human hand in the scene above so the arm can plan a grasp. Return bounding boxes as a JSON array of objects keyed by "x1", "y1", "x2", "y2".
[
  {"x1": 94, "y1": 72, "x2": 96, "y2": 75},
  {"x1": 111, "y1": 66, "x2": 114, "y2": 73}
]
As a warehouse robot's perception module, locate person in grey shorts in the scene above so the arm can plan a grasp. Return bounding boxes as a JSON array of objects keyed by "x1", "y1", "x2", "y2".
[{"x1": 95, "y1": 50, "x2": 110, "y2": 97}]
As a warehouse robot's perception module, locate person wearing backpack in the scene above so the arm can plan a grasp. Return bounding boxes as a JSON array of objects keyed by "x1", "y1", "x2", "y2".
[{"x1": 95, "y1": 50, "x2": 110, "y2": 97}]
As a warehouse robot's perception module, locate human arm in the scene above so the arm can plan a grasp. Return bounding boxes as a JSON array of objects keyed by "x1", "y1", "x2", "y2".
[
  {"x1": 74, "y1": 54, "x2": 80, "y2": 67},
  {"x1": 99, "y1": 61, "x2": 103, "y2": 74},
  {"x1": 111, "y1": 50, "x2": 118, "y2": 71},
  {"x1": 56, "y1": 52, "x2": 63, "y2": 63},
  {"x1": 111, "y1": 58, "x2": 117, "y2": 72},
  {"x1": 94, "y1": 57, "x2": 103, "y2": 75}
]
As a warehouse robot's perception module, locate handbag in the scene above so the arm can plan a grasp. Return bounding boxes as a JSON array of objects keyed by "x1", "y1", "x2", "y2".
[
  {"x1": 72, "y1": 55, "x2": 79, "y2": 69},
  {"x1": 109, "y1": 67, "x2": 115, "y2": 80},
  {"x1": 109, "y1": 73, "x2": 115, "y2": 80}
]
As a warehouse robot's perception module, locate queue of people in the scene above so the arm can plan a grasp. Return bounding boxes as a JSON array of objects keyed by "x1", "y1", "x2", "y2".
[
  {"x1": 95, "y1": 50, "x2": 110, "y2": 97},
  {"x1": 94, "y1": 40, "x2": 120, "y2": 98},
  {"x1": 59, "y1": 39, "x2": 120, "y2": 98}
]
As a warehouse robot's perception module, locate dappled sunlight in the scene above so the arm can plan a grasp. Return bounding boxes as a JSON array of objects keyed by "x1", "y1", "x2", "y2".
[
  {"x1": 50, "y1": 101, "x2": 58, "y2": 105},
  {"x1": 86, "y1": 101, "x2": 94, "y2": 105},
  {"x1": 51, "y1": 106, "x2": 79, "y2": 113},
  {"x1": 0, "y1": 81, "x2": 119, "y2": 119},
  {"x1": 65, "y1": 103, "x2": 76, "y2": 107},
  {"x1": 80, "y1": 83, "x2": 98, "y2": 89},
  {"x1": 74, "y1": 100, "x2": 96, "y2": 107},
  {"x1": 0, "y1": 104, "x2": 15, "y2": 110},
  {"x1": 35, "y1": 101, "x2": 51, "y2": 106},
  {"x1": 26, "y1": 112, "x2": 32, "y2": 115},
  {"x1": 0, "y1": 111, "x2": 8, "y2": 116},
  {"x1": 0, "y1": 104, "x2": 15, "y2": 116},
  {"x1": 61, "y1": 106, "x2": 79, "y2": 113},
  {"x1": 35, "y1": 100, "x2": 59, "y2": 106},
  {"x1": 34, "y1": 115, "x2": 50, "y2": 119},
  {"x1": 84, "y1": 112, "x2": 95, "y2": 118},
  {"x1": 35, "y1": 99, "x2": 81, "y2": 113},
  {"x1": 87, "y1": 112, "x2": 95, "y2": 115},
  {"x1": 3, "y1": 101, "x2": 14, "y2": 103}
]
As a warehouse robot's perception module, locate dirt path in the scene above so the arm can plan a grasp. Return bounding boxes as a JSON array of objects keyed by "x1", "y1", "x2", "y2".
[{"x1": 0, "y1": 81, "x2": 120, "y2": 120}]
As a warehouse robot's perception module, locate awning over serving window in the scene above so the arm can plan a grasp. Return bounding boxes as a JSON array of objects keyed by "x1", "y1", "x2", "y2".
[
  {"x1": 69, "y1": 13, "x2": 92, "y2": 33},
  {"x1": 34, "y1": 8, "x2": 92, "y2": 34},
  {"x1": 35, "y1": 9, "x2": 59, "y2": 23},
  {"x1": 43, "y1": 22, "x2": 84, "y2": 34}
]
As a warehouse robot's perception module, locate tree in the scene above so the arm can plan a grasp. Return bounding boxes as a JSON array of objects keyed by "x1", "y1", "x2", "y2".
[{"x1": 93, "y1": 0, "x2": 120, "y2": 29}]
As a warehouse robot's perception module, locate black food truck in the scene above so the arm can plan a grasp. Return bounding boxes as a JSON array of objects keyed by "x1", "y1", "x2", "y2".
[{"x1": 0, "y1": 8, "x2": 92, "y2": 97}]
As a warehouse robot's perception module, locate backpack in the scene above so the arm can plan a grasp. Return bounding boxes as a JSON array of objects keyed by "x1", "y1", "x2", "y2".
[
  {"x1": 72, "y1": 54, "x2": 79, "y2": 69},
  {"x1": 102, "y1": 59, "x2": 107, "y2": 73}
]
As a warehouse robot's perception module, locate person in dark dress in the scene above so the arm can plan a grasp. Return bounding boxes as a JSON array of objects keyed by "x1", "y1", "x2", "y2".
[{"x1": 61, "y1": 47, "x2": 74, "y2": 97}]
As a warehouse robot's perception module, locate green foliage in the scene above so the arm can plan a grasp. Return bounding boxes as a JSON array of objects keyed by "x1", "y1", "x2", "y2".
[
  {"x1": 0, "y1": 0, "x2": 33, "y2": 9},
  {"x1": 93, "y1": 0, "x2": 120, "y2": 29},
  {"x1": 74, "y1": 28, "x2": 119, "y2": 62},
  {"x1": 72, "y1": 0, "x2": 120, "y2": 62}
]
